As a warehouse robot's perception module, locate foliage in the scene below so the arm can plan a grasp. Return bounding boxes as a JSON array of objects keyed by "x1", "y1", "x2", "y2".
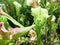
[
  {"x1": 0, "y1": 15, "x2": 10, "y2": 29},
  {"x1": 0, "y1": 0, "x2": 60, "y2": 45}
]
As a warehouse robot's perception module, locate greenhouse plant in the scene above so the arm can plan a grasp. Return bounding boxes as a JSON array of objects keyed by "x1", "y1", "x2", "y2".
[{"x1": 0, "y1": 0, "x2": 60, "y2": 45}]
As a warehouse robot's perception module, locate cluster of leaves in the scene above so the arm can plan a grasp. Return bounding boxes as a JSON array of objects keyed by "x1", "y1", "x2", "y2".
[{"x1": 0, "y1": 0, "x2": 60, "y2": 45}]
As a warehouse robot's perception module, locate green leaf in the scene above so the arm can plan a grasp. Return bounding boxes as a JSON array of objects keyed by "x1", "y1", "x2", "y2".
[
  {"x1": 4, "y1": 13, "x2": 24, "y2": 27},
  {"x1": 0, "y1": 15, "x2": 10, "y2": 29},
  {"x1": 9, "y1": 43, "x2": 16, "y2": 45},
  {"x1": 13, "y1": 1, "x2": 21, "y2": 22},
  {"x1": 0, "y1": 39, "x2": 10, "y2": 45},
  {"x1": 57, "y1": 17, "x2": 60, "y2": 27},
  {"x1": 13, "y1": 24, "x2": 35, "y2": 39}
]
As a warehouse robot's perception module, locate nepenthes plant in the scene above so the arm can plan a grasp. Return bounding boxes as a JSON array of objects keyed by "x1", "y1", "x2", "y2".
[
  {"x1": 31, "y1": 3, "x2": 49, "y2": 45},
  {"x1": 0, "y1": 0, "x2": 60, "y2": 45}
]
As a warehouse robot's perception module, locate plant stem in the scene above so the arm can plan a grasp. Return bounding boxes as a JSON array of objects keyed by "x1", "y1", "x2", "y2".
[
  {"x1": 36, "y1": 25, "x2": 43, "y2": 45},
  {"x1": 44, "y1": 21, "x2": 48, "y2": 45}
]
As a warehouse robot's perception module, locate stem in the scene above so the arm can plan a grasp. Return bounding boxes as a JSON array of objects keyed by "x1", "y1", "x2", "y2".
[
  {"x1": 44, "y1": 21, "x2": 48, "y2": 45},
  {"x1": 36, "y1": 25, "x2": 43, "y2": 45}
]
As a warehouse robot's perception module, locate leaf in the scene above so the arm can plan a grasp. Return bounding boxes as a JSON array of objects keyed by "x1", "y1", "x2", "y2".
[
  {"x1": 12, "y1": 24, "x2": 35, "y2": 39},
  {"x1": 0, "y1": 39, "x2": 10, "y2": 45},
  {"x1": 40, "y1": 0, "x2": 47, "y2": 8},
  {"x1": 57, "y1": 17, "x2": 60, "y2": 28},
  {"x1": 9, "y1": 43, "x2": 16, "y2": 45},
  {"x1": 0, "y1": 4, "x2": 7, "y2": 13},
  {"x1": 13, "y1": 1, "x2": 21, "y2": 22},
  {"x1": 4, "y1": 13, "x2": 24, "y2": 27},
  {"x1": 48, "y1": 2, "x2": 58, "y2": 15},
  {"x1": 6, "y1": 0, "x2": 15, "y2": 15},
  {"x1": 0, "y1": 15, "x2": 10, "y2": 29}
]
